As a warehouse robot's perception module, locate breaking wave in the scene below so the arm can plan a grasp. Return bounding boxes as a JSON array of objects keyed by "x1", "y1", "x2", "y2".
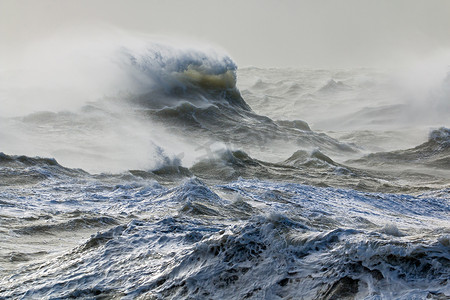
[{"x1": 0, "y1": 35, "x2": 449, "y2": 299}]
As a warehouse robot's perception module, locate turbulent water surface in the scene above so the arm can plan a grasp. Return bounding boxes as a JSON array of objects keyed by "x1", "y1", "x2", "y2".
[{"x1": 0, "y1": 40, "x2": 449, "y2": 299}]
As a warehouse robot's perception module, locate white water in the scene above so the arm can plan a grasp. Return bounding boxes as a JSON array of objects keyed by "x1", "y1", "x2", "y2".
[
  {"x1": 1, "y1": 175, "x2": 448, "y2": 299},
  {"x1": 0, "y1": 34, "x2": 449, "y2": 299}
]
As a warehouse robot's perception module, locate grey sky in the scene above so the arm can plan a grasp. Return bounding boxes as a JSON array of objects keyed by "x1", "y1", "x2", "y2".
[{"x1": 1, "y1": 0, "x2": 450, "y2": 68}]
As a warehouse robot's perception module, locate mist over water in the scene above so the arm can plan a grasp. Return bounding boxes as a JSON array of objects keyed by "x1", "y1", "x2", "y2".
[
  {"x1": 0, "y1": 33, "x2": 239, "y2": 172},
  {"x1": 0, "y1": 31, "x2": 449, "y2": 299},
  {"x1": 238, "y1": 56, "x2": 450, "y2": 154}
]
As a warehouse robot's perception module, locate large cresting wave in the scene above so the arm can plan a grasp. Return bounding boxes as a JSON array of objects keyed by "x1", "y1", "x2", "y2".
[{"x1": 0, "y1": 34, "x2": 449, "y2": 299}]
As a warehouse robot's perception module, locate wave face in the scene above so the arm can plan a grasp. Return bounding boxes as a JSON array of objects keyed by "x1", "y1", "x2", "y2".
[
  {"x1": 348, "y1": 127, "x2": 450, "y2": 171},
  {"x1": 1, "y1": 37, "x2": 449, "y2": 299},
  {"x1": 1, "y1": 175, "x2": 448, "y2": 299}
]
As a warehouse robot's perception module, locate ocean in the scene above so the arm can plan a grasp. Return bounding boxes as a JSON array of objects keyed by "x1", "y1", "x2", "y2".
[{"x1": 0, "y1": 40, "x2": 449, "y2": 299}]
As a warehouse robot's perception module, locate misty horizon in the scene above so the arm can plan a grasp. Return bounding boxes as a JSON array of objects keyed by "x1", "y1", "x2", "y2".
[{"x1": 1, "y1": 0, "x2": 450, "y2": 69}]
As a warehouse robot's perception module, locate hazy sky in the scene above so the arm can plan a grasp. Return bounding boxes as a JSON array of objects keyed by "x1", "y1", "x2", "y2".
[{"x1": 1, "y1": 0, "x2": 450, "y2": 68}]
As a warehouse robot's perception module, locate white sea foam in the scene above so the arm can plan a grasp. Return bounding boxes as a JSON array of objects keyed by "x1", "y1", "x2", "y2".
[
  {"x1": 0, "y1": 32, "x2": 449, "y2": 299},
  {"x1": 0, "y1": 176, "x2": 448, "y2": 299}
]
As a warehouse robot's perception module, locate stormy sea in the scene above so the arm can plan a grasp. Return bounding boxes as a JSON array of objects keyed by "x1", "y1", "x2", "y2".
[{"x1": 0, "y1": 39, "x2": 449, "y2": 299}]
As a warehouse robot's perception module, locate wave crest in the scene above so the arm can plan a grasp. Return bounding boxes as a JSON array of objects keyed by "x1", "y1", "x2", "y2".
[
  {"x1": 428, "y1": 127, "x2": 450, "y2": 145},
  {"x1": 121, "y1": 41, "x2": 238, "y2": 94}
]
